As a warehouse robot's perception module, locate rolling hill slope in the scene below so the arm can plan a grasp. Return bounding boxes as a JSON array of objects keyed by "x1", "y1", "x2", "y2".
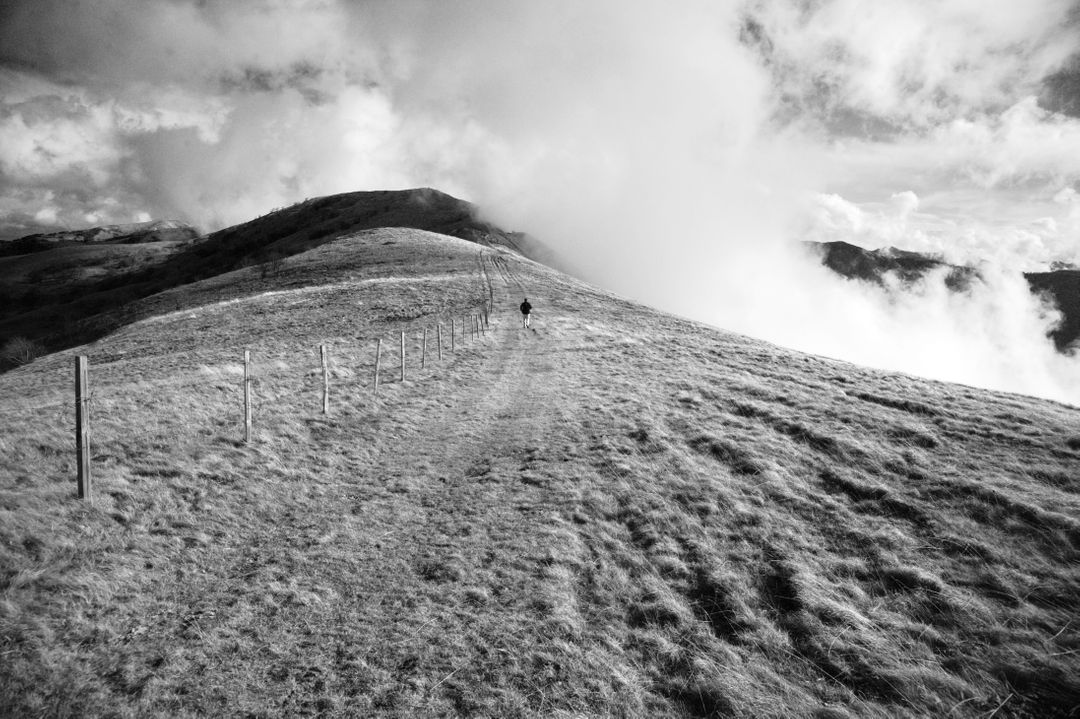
[
  {"x1": 1, "y1": 227, "x2": 1078, "y2": 718},
  {"x1": 0, "y1": 188, "x2": 548, "y2": 366}
]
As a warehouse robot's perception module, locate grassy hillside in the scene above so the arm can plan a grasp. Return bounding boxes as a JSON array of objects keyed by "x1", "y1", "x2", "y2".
[
  {"x1": 0, "y1": 188, "x2": 543, "y2": 365},
  {"x1": 1, "y1": 228, "x2": 1078, "y2": 718}
]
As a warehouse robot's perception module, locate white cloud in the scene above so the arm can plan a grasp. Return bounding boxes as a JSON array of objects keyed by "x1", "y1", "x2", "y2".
[
  {"x1": 0, "y1": 96, "x2": 120, "y2": 186},
  {"x1": 747, "y1": 0, "x2": 1077, "y2": 127}
]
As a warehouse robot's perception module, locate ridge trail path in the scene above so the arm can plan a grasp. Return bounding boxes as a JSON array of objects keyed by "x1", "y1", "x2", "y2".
[{"x1": 206, "y1": 254, "x2": 629, "y2": 715}]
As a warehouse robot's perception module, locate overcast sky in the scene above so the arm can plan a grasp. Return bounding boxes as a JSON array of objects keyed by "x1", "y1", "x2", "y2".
[{"x1": 2, "y1": 0, "x2": 1079, "y2": 401}]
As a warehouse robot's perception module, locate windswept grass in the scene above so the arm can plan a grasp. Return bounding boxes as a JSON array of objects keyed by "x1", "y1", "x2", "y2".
[{"x1": 2, "y1": 228, "x2": 1078, "y2": 717}]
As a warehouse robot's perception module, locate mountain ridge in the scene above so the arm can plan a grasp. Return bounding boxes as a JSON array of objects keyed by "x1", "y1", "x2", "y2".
[{"x1": 0, "y1": 219, "x2": 200, "y2": 258}]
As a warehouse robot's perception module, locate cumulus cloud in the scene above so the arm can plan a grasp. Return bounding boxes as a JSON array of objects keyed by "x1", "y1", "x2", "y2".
[
  {"x1": 744, "y1": 0, "x2": 1077, "y2": 129},
  {"x1": 0, "y1": 0, "x2": 1078, "y2": 403}
]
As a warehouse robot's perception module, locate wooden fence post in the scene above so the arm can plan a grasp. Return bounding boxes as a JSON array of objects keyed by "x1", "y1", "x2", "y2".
[
  {"x1": 75, "y1": 356, "x2": 91, "y2": 502},
  {"x1": 373, "y1": 339, "x2": 382, "y2": 394},
  {"x1": 320, "y1": 344, "x2": 329, "y2": 414},
  {"x1": 244, "y1": 349, "x2": 252, "y2": 443},
  {"x1": 463, "y1": 315, "x2": 468, "y2": 342},
  {"x1": 422, "y1": 328, "x2": 428, "y2": 369},
  {"x1": 437, "y1": 324, "x2": 443, "y2": 360},
  {"x1": 400, "y1": 331, "x2": 406, "y2": 382}
]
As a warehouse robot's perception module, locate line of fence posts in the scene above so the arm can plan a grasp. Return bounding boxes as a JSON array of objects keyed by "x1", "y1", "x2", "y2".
[
  {"x1": 248, "y1": 305, "x2": 491, "y2": 435},
  {"x1": 66, "y1": 308, "x2": 495, "y2": 501}
]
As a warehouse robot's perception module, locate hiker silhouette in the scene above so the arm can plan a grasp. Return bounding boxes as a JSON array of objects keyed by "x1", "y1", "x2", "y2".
[{"x1": 519, "y1": 298, "x2": 532, "y2": 328}]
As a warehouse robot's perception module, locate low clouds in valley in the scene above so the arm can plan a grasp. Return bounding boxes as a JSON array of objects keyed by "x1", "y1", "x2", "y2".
[{"x1": 1, "y1": 0, "x2": 1079, "y2": 402}]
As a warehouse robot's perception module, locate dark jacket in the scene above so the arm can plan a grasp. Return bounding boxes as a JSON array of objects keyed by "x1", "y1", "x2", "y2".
[{"x1": 520, "y1": 300, "x2": 532, "y2": 315}]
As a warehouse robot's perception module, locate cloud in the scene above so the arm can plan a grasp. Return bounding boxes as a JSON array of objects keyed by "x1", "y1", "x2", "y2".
[
  {"x1": 744, "y1": 0, "x2": 1078, "y2": 129},
  {"x1": 0, "y1": 0, "x2": 1077, "y2": 403}
]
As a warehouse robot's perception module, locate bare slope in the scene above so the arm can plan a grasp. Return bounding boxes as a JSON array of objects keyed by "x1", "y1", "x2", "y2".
[{"x1": 1, "y1": 228, "x2": 1078, "y2": 718}]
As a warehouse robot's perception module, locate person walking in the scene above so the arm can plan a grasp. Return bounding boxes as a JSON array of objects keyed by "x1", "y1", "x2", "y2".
[{"x1": 519, "y1": 297, "x2": 532, "y2": 328}]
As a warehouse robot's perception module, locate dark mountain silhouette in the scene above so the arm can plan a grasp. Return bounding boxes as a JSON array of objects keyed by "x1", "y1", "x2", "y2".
[
  {"x1": 807, "y1": 240, "x2": 1080, "y2": 351},
  {"x1": 0, "y1": 188, "x2": 549, "y2": 366},
  {"x1": 807, "y1": 240, "x2": 979, "y2": 290},
  {"x1": 1027, "y1": 269, "x2": 1080, "y2": 350}
]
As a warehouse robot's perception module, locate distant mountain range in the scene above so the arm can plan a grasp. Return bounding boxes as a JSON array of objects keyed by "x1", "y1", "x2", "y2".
[
  {"x1": 807, "y1": 240, "x2": 1080, "y2": 352},
  {"x1": 0, "y1": 219, "x2": 200, "y2": 258}
]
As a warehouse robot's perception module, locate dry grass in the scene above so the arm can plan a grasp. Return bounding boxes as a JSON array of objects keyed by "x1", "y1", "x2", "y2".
[{"x1": 1, "y1": 228, "x2": 1078, "y2": 717}]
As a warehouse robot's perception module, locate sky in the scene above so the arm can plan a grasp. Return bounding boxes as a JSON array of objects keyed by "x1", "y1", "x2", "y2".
[{"x1": 2, "y1": 0, "x2": 1080, "y2": 403}]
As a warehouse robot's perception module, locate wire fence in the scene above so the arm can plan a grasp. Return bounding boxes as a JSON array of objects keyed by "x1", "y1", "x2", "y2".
[{"x1": 68, "y1": 304, "x2": 494, "y2": 504}]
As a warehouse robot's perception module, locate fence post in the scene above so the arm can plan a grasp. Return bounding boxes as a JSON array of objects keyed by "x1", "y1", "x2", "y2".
[
  {"x1": 422, "y1": 328, "x2": 428, "y2": 369},
  {"x1": 320, "y1": 344, "x2": 329, "y2": 414},
  {"x1": 244, "y1": 349, "x2": 252, "y2": 443},
  {"x1": 437, "y1": 324, "x2": 443, "y2": 360},
  {"x1": 400, "y1": 331, "x2": 406, "y2": 382},
  {"x1": 75, "y1": 356, "x2": 91, "y2": 502},
  {"x1": 373, "y1": 339, "x2": 382, "y2": 395},
  {"x1": 463, "y1": 315, "x2": 468, "y2": 342}
]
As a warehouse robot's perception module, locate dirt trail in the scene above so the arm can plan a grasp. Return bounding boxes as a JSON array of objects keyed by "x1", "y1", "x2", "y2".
[{"x1": 316, "y1": 251, "x2": 590, "y2": 708}]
